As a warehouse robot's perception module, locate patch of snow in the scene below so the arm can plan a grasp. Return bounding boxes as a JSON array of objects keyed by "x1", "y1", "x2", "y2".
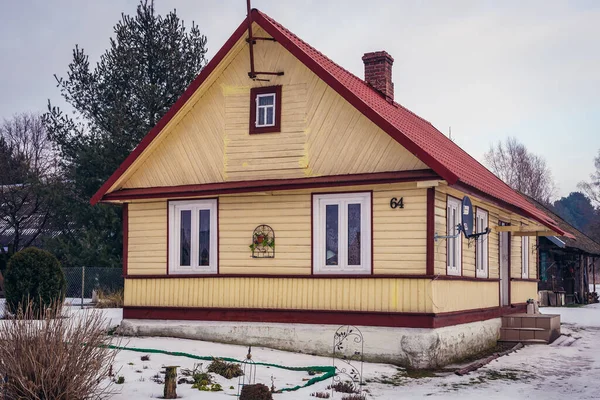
[
  {"x1": 542, "y1": 303, "x2": 600, "y2": 327},
  {"x1": 64, "y1": 297, "x2": 94, "y2": 306}
]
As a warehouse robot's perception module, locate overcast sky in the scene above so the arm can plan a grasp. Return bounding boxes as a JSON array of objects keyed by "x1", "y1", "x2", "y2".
[{"x1": 1, "y1": 0, "x2": 599, "y2": 199}]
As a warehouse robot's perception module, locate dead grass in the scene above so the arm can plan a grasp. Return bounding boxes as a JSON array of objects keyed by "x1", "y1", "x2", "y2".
[{"x1": 95, "y1": 288, "x2": 124, "y2": 308}]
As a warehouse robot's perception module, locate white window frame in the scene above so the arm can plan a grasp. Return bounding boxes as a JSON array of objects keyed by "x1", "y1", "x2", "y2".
[
  {"x1": 168, "y1": 199, "x2": 218, "y2": 274},
  {"x1": 521, "y1": 235, "x2": 530, "y2": 279},
  {"x1": 312, "y1": 192, "x2": 371, "y2": 275},
  {"x1": 475, "y1": 208, "x2": 488, "y2": 278},
  {"x1": 255, "y1": 93, "x2": 276, "y2": 127},
  {"x1": 447, "y1": 196, "x2": 462, "y2": 276}
]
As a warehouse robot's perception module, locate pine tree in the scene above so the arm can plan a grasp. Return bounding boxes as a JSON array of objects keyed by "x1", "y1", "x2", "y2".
[{"x1": 44, "y1": 0, "x2": 208, "y2": 268}]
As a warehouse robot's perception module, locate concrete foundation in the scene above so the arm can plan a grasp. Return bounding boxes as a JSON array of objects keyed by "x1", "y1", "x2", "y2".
[{"x1": 118, "y1": 318, "x2": 501, "y2": 369}]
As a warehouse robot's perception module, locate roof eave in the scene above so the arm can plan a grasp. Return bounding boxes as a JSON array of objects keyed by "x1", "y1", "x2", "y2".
[{"x1": 452, "y1": 181, "x2": 567, "y2": 237}]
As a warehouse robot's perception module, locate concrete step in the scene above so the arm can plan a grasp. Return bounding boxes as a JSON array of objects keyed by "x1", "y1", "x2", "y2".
[
  {"x1": 500, "y1": 313, "x2": 561, "y2": 344},
  {"x1": 500, "y1": 327, "x2": 545, "y2": 331},
  {"x1": 500, "y1": 327, "x2": 552, "y2": 342}
]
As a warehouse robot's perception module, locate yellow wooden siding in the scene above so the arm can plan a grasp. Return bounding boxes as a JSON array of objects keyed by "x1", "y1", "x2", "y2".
[
  {"x1": 431, "y1": 280, "x2": 499, "y2": 313},
  {"x1": 128, "y1": 201, "x2": 167, "y2": 275},
  {"x1": 434, "y1": 185, "x2": 538, "y2": 281},
  {"x1": 510, "y1": 224, "x2": 538, "y2": 280},
  {"x1": 115, "y1": 25, "x2": 426, "y2": 191},
  {"x1": 511, "y1": 281, "x2": 537, "y2": 304},
  {"x1": 126, "y1": 182, "x2": 427, "y2": 276},
  {"x1": 124, "y1": 277, "x2": 433, "y2": 313},
  {"x1": 219, "y1": 192, "x2": 311, "y2": 275}
]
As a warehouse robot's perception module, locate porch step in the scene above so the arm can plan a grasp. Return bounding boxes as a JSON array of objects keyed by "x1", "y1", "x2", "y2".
[{"x1": 499, "y1": 313, "x2": 561, "y2": 344}]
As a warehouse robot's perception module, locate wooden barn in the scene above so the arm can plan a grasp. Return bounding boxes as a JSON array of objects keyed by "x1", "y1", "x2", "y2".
[{"x1": 92, "y1": 9, "x2": 566, "y2": 367}]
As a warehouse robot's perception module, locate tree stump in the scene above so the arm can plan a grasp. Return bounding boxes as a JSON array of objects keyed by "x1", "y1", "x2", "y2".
[{"x1": 163, "y1": 366, "x2": 179, "y2": 399}]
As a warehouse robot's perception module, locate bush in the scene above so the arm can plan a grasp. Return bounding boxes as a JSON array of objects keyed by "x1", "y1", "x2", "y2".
[
  {"x1": 207, "y1": 358, "x2": 244, "y2": 379},
  {"x1": 0, "y1": 301, "x2": 119, "y2": 399},
  {"x1": 4, "y1": 247, "x2": 66, "y2": 314},
  {"x1": 239, "y1": 383, "x2": 272, "y2": 400}
]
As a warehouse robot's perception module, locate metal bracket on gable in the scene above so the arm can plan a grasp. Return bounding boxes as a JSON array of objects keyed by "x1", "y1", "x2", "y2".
[{"x1": 246, "y1": 0, "x2": 284, "y2": 81}]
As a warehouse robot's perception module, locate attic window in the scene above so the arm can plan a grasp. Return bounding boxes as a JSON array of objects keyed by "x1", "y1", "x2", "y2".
[{"x1": 250, "y1": 85, "x2": 282, "y2": 134}]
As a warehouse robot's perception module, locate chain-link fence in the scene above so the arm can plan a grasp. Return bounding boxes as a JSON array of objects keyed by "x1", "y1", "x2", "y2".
[{"x1": 63, "y1": 267, "x2": 124, "y2": 307}]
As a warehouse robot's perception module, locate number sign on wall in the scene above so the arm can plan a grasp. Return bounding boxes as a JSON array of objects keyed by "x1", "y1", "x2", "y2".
[{"x1": 390, "y1": 197, "x2": 404, "y2": 209}]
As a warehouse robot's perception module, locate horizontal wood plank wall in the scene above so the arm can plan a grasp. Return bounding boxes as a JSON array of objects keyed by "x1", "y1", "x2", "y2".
[
  {"x1": 126, "y1": 182, "x2": 427, "y2": 276},
  {"x1": 124, "y1": 277, "x2": 433, "y2": 313},
  {"x1": 431, "y1": 280, "x2": 499, "y2": 313},
  {"x1": 127, "y1": 201, "x2": 167, "y2": 275},
  {"x1": 510, "y1": 280, "x2": 537, "y2": 304},
  {"x1": 434, "y1": 185, "x2": 538, "y2": 280},
  {"x1": 117, "y1": 25, "x2": 426, "y2": 191},
  {"x1": 219, "y1": 191, "x2": 311, "y2": 274}
]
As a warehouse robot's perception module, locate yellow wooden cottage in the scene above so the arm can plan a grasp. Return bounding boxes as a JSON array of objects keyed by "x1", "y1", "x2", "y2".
[{"x1": 92, "y1": 9, "x2": 566, "y2": 367}]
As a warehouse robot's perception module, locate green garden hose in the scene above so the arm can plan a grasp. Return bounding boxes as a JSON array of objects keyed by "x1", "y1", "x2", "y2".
[{"x1": 106, "y1": 344, "x2": 335, "y2": 392}]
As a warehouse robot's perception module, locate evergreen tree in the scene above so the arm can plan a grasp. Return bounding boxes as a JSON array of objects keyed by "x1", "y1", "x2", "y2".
[
  {"x1": 553, "y1": 192, "x2": 597, "y2": 234},
  {"x1": 44, "y1": 0, "x2": 208, "y2": 268}
]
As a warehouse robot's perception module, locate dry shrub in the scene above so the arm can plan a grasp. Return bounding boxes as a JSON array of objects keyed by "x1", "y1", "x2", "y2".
[
  {"x1": 341, "y1": 395, "x2": 366, "y2": 400},
  {"x1": 95, "y1": 288, "x2": 124, "y2": 308},
  {"x1": 0, "y1": 301, "x2": 119, "y2": 399},
  {"x1": 207, "y1": 358, "x2": 243, "y2": 379},
  {"x1": 311, "y1": 392, "x2": 331, "y2": 398},
  {"x1": 329, "y1": 381, "x2": 357, "y2": 394},
  {"x1": 239, "y1": 383, "x2": 272, "y2": 400}
]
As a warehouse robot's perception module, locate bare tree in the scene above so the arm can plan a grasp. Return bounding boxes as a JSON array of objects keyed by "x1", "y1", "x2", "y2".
[
  {"x1": 0, "y1": 113, "x2": 62, "y2": 252},
  {"x1": 1, "y1": 113, "x2": 57, "y2": 177},
  {"x1": 579, "y1": 150, "x2": 600, "y2": 207},
  {"x1": 484, "y1": 137, "x2": 556, "y2": 203}
]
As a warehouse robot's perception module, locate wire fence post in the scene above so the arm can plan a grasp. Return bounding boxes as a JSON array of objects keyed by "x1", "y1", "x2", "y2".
[{"x1": 80, "y1": 266, "x2": 85, "y2": 309}]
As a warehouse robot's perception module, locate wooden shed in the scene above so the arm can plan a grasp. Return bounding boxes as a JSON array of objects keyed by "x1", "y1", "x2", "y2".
[
  {"x1": 92, "y1": 9, "x2": 566, "y2": 367},
  {"x1": 524, "y1": 196, "x2": 600, "y2": 305}
]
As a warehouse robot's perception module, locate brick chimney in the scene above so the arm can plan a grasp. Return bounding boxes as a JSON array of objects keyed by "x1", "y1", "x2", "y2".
[{"x1": 362, "y1": 51, "x2": 394, "y2": 102}]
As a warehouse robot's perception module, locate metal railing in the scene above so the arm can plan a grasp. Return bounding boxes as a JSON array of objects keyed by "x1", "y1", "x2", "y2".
[{"x1": 62, "y1": 267, "x2": 123, "y2": 308}]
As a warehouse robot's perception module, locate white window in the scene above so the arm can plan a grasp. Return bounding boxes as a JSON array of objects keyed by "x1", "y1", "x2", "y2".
[
  {"x1": 447, "y1": 197, "x2": 462, "y2": 276},
  {"x1": 475, "y1": 208, "x2": 488, "y2": 278},
  {"x1": 521, "y1": 235, "x2": 530, "y2": 279},
  {"x1": 255, "y1": 93, "x2": 276, "y2": 127},
  {"x1": 168, "y1": 199, "x2": 217, "y2": 274},
  {"x1": 312, "y1": 192, "x2": 371, "y2": 274}
]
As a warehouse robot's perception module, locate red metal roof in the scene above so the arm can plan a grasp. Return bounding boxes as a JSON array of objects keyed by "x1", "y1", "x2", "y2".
[
  {"x1": 254, "y1": 10, "x2": 563, "y2": 234},
  {"x1": 91, "y1": 9, "x2": 564, "y2": 235}
]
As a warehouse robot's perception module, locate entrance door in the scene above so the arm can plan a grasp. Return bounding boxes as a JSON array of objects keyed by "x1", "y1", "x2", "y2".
[{"x1": 499, "y1": 222, "x2": 510, "y2": 306}]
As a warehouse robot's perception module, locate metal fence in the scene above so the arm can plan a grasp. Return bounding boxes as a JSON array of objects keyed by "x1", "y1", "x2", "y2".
[{"x1": 63, "y1": 267, "x2": 124, "y2": 307}]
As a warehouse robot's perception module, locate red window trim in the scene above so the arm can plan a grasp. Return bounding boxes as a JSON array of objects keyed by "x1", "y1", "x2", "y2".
[{"x1": 249, "y1": 85, "x2": 282, "y2": 134}]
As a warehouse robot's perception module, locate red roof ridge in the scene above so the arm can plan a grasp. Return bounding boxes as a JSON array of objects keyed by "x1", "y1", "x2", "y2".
[
  {"x1": 90, "y1": 7, "x2": 565, "y2": 236},
  {"x1": 257, "y1": 10, "x2": 440, "y2": 130}
]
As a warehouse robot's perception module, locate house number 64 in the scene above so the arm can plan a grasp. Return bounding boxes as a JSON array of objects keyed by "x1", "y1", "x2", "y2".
[{"x1": 390, "y1": 197, "x2": 404, "y2": 209}]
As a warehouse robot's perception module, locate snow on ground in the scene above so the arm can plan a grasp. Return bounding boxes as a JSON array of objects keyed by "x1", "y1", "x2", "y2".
[
  {"x1": 543, "y1": 303, "x2": 600, "y2": 327},
  {"x1": 0, "y1": 298, "x2": 123, "y2": 325},
  {"x1": 102, "y1": 304, "x2": 600, "y2": 399},
  {"x1": 2, "y1": 299, "x2": 598, "y2": 399},
  {"x1": 64, "y1": 297, "x2": 94, "y2": 306}
]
